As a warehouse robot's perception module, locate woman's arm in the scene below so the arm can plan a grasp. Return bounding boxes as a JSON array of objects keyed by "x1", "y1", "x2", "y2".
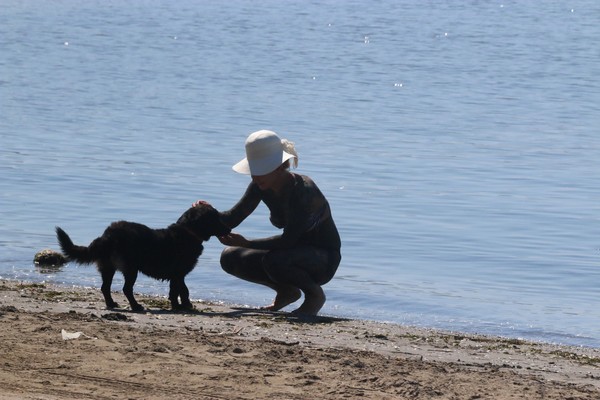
[{"x1": 219, "y1": 182, "x2": 262, "y2": 229}]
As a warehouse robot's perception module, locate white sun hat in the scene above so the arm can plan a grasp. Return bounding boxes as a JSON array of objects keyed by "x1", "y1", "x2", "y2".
[{"x1": 232, "y1": 130, "x2": 298, "y2": 176}]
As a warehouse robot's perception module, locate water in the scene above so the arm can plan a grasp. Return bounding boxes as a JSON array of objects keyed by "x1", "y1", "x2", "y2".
[{"x1": 1, "y1": 0, "x2": 599, "y2": 347}]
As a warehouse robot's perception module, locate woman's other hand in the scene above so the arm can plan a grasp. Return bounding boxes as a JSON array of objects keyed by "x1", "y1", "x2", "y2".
[{"x1": 192, "y1": 200, "x2": 211, "y2": 208}]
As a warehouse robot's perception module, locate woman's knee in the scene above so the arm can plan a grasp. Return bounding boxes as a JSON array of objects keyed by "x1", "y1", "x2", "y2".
[
  {"x1": 220, "y1": 246, "x2": 241, "y2": 274},
  {"x1": 220, "y1": 247, "x2": 269, "y2": 277}
]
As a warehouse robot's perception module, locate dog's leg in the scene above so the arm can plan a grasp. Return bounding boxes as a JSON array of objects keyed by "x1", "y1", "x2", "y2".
[
  {"x1": 169, "y1": 277, "x2": 193, "y2": 310},
  {"x1": 99, "y1": 266, "x2": 120, "y2": 309},
  {"x1": 168, "y1": 279, "x2": 182, "y2": 310},
  {"x1": 179, "y1": 280, "x2": 193, "y2": 310},
  {"x1": 122, "y1": 270, "x2": 144, "y2": 312}
]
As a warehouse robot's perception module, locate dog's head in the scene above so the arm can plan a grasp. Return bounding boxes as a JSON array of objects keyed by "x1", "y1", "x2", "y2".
[{"x1": 176, "y1": 203, "x2": 231, "y2": 241}]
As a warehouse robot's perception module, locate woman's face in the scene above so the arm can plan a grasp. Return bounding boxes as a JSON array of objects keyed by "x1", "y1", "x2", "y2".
[
  {"x1": 251, "y1": 165, "x2": 286, "y2": 191},
  {"x1": 251, "y1": 169, "x2": 277, "y2": 191}
]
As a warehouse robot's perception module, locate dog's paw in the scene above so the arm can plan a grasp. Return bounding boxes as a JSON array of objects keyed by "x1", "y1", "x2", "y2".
[
  {"x1": 173, "y1": 303, "x2": 195, "y2": 312},
  {"x1": 130, "y1": 304, "x2": 145, "y2": 312},
  {"x1": 107, "y1": 302, "x2": 120, "y2": 309}
]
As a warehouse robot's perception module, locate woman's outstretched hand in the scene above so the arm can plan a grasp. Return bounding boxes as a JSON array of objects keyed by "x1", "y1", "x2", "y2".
[{"x1": 218, "y1": 232, "x2": 250, "y2": 247}]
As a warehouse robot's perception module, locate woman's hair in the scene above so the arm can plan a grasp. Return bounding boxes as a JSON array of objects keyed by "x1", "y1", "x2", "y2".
[{"x1": 281, "y1": 139, "x2": 298, "y2": 169}]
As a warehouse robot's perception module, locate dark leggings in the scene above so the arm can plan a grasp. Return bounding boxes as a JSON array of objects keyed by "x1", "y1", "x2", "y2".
[{"x1": 220, "y1": 245, "x2": 341, "y2": 293}]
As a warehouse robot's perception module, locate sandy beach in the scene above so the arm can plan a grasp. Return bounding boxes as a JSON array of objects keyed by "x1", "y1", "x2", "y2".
[{"x1": 1, "y1": 279, "x2": 598, "y2": 399}]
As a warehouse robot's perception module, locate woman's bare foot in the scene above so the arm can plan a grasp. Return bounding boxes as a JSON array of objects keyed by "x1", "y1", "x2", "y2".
[
  {"x1": 261, "y1": 287, "x2": 302, "y2": 311},
  {"x1": 291, "y1": 286, "x2": 325, "y2": 316}
]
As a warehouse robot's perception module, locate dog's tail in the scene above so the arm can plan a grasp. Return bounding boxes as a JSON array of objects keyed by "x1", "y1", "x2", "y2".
[{"x1": 55, "y1": 227, "x2": 97, "y2": 264}]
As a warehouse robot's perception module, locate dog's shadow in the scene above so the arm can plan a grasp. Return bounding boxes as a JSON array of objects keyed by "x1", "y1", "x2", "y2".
[{"x1": 103, "y1": 306, "x2": 348, "y2": 324}]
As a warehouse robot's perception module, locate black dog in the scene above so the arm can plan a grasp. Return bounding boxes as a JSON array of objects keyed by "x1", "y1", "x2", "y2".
[{"x1": 56, "y1": 203, "x2": 230, "y2": 312}]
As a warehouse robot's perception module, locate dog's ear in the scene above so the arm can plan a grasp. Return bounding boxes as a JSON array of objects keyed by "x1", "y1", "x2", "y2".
[
  {"x1": 176, "y1": 207, "x2": 197, "y2": 225},
  {"x1": 177, "y1": 204, "x2": 230, "y2": 239},
  {"x1": 177, "y1": 204, "x2": 213, "y2": 225},
  {"x1": 196, "y1": 209, "x2": 231, "y2": 238}
]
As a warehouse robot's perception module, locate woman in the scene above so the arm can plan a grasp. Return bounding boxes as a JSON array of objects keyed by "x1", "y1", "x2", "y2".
[{"x1": 206, "y1": 129, "x2": 341, "y2": 316}]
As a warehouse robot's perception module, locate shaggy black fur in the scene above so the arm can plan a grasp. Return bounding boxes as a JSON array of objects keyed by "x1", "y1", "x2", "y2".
[{"x1": 56, "y1": 204, "x2": 230, "y2": 311}]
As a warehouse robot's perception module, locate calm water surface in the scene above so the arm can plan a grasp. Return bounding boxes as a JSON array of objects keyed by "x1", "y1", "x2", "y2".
[{"x1": 1, "y1": 0, "x2": 599, "y2": 347}]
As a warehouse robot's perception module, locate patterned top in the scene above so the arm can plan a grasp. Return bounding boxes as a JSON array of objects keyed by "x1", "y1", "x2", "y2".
[{"x1": 220, "y1": 173, "x2": 341, "y2": 251}]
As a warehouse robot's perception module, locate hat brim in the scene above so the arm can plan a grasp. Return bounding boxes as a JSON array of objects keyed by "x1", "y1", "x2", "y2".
[{"x1": 232, "y1": 151, "x2": 296, "y2": 176}]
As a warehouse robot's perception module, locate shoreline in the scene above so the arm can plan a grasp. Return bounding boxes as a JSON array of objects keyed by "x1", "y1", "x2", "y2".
[{"x1": 1, "y1": 278, "x2": 599, "y2": 399}]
